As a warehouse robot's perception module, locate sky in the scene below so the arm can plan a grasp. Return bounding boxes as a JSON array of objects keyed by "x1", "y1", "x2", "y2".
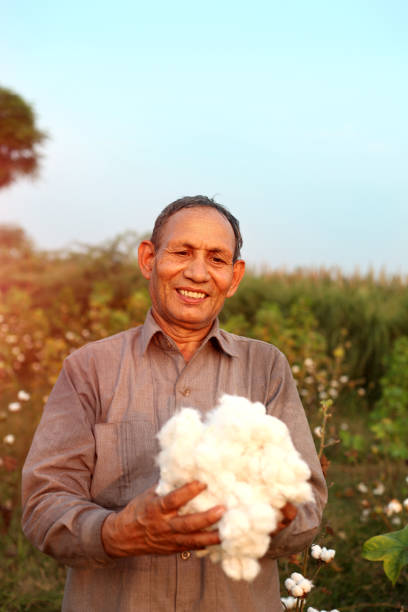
[{"x1": 1, "y1": 0, "x2": 407, "y2": 274}]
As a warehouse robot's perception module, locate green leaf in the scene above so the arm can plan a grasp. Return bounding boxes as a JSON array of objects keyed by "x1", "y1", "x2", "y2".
[{"x1": 362, "y1": 525, "x2": 408, "y2": 585}]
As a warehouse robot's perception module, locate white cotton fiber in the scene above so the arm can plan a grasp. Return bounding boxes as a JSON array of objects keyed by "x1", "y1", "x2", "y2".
[{"x1": 155, "y1": 394, "x2": 314, "y2": 581}]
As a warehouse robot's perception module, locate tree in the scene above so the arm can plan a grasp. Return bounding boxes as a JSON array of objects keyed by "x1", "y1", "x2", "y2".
[
  {"x1": 0, "y1": 86, "x2": 47, "y2": 189},
  {"x1": 0, "y1": 224, "x2": 33, "y2": 254}
]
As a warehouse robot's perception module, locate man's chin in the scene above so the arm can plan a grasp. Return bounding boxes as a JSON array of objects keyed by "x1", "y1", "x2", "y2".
[
  {"x1": 152, "y1": 307, "x2": 216, "y2": 332},
  {"x1": 174, "y1": 314, "x2": 214, "y2": 330}
]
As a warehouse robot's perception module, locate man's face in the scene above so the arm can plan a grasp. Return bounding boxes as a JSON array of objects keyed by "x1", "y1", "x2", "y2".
[{"x1": 140, "y1": 207, "x2": 245, "y2": 332}]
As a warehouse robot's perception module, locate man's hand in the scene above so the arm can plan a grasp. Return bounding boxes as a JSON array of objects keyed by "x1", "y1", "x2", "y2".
[
  {"x1": 101, "y1": 481, "x2": 225, "y2": 558},
  {"x1": 272, "y1": 502, "x2": 297, "y2": 535}
]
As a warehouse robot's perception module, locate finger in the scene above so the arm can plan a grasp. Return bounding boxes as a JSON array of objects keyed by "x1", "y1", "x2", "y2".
[
  {"x1": 274, "y1": 504, "x2": 297, "y2": 534},
  {"x1": 170, "y1": 505, "x2": 225, "y2": 533},
  {"x1": 172, "y1": 529, "x2": 222, "y2": 550},
  {"x1": 281, "y1": 502, "x2": 297, "y2": 524},
  {"x1": 159, "y1": 481, "x2": 207, "y2": 513}
]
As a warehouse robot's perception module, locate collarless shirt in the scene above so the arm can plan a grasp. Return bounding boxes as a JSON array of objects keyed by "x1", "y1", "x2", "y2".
[{"x1": 22, "y1": 310, "x2": 327, "y2": 612}]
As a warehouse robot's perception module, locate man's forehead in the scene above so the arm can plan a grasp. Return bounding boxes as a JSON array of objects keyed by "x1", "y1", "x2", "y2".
[
  {"x1": 160, "y1": 208, "x2": 236, "y2": 251},
  {"x1": 168, "y1": 239, "x2": 234, "y2": 256}
]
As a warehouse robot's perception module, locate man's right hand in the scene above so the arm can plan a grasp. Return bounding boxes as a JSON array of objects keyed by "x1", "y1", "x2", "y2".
[{"x1": 101, "y1": 481, "x2": 225, "y2": 558}]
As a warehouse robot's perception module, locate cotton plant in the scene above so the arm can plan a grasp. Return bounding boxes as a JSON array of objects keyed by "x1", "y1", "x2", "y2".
[
  {"x1": 6, "y1": 390, "x2": 29, "y2": 414},
  {"x1": 156, "y1": 394, "x2": 314, "y2": 581},
  {"x1": 281, "y1": 595, "x2": 298, "y2": 610},
  {"x1": 310, "y1": 545, "x2": 335, "y2": 563},
  {"x1": 281, "y1": 543, "x2": 337, "y2": 611},
  {"x1": 284, "y1": 572, "x2": 313, "y2": 597},
  {"x1": 355, "y1": 478, "x2": 408, "y2": 528},
  {"x1": 2, "y1": 390, "x2": 31, "y2": 447},
  {"x1": 280, "y1": 399, "x2": 339, "y2": 612},
  {"x1": 385, "y1": 499, "x2": 403, "y2": 516}
]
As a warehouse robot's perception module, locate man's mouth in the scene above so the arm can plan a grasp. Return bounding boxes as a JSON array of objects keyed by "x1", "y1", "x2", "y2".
[{"x1": 177, "y1": 289, "x2": 207, "y2": 299}]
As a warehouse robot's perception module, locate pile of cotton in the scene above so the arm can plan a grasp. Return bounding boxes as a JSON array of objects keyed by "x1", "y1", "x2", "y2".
[{"x1": 156, "y1": 394, "x2": 314, "y2": 581}]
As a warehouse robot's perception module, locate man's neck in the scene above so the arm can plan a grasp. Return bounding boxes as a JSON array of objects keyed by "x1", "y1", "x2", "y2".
[{"x1": 151, "y1": 310, "x2": 214, "y2": 362}]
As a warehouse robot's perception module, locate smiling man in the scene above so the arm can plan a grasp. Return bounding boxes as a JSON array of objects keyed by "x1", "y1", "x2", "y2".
[
  {"x1": 22, "y1": 196, "x2": 327, "y2": 612},
  {"x1": 138, "y1": 203, "x2": 245, "y2": 359}
]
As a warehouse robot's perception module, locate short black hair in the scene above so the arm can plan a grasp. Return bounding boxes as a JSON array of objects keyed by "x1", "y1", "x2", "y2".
[{"x1": 151, "y1": 195, "x2": 243, "y2": 261}]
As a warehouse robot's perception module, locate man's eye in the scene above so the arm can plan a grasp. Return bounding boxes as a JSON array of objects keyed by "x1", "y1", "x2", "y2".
[
  {"x1": 211, "y1": 256, "x2": 226, "y2": 264},
  {"x1": 175, "y1": 250, "x2": 189, "y2": 256}
]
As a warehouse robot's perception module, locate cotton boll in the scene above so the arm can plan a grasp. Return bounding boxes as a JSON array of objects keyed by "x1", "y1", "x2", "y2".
[
  {"x1": 156, "y1": 409, "x2": 204, "y2": 491},
  {"x1": 281, "y1": 596, "x2": 297, "y2": 610},
  {"x1": 298, "y1": 578, "x2": 313, "y2": 593},
  {"x1": 158, "y1": 447, "x2": 196, "y2": 484},
  {"x1": 264, "y1": 415, "x2": 292, "y2": 446},
  {"x1": 247, "y1": 454, "x2": 263, "y2": 481},
  {"x1": 222, "y1": 554, "x2": 261, "y2": 582},
  {"x1": 311, "y1": 544, "x2": 322, "y2": 559},
  {"x1": 320, "y1": 547, "x2": 335, "y2": 563},
  {"x1": 170, "y1": 444, "x2": 198, "y2": 474},
  {"x1": 224, "y1": 491, "x2": 241, "y2": 509},
  {"x1": 157, "y1": 408, "x2": 203, "y2": 449},
  {"x1": 222, "y1": 528, "x2": 266, "y2": 557},
  {"x1": 259, "y1": 446, "x2": 285, "y2": 483},
  {"x1": 274, "y1": 460, "x2": 302, "y2": 488},
  {"x1": 241, "y1": 557, "x2": 260, "y2": 581},
  {"x1": 215, "y1": 471, "x2": 237, "y2": 493},
  {"x1": 208, "y1": 396, "x2": 265, "y2": 445},
  {"x1": 233, "y1": 482, "x2": 255, "y2": 505},
  {"x1": 252, "y1": 483, "x2": 274, "y2": 505},
  {"x1": 237, "y1": 533, "x2": 270, "y2": 558},
  {"x1": 216, "y1": 395, "x2": 266, "y2": 422},
  {"x1": 182, "y1": 489, "x2": 219, "y2": 515},
  {"x1": 282, "y1": 481, "x2": 314, "y2": 505},
  {"x1": 284, "y1": 452, "x2": 311, "y2": 481},
  {"x1": 219, "y1": 508, "x2": 251, "y2": 540},
  {"x1": 195, "y1": 442, "x2": 221, "y2": 473},
  {"x1": 285, "y1": 578, "x2": 296, "y2": 590},
  {"x1": 248, "y1": 414, "x2": 280, "y2": 445},
  {"x1": 156, "y1": 463, "x2": 192, "y2": 490},
  {"x1": 208, "y1": 547, "x2": 223, "y2": 563},
  {"x1": 196, "y1": 545, "x2": 222, "y2": 560},
  {"x1": 249, "y1": 422, "x2": 274, "y2": 445},
  {"x1": 222, "y1": 555, "x2": 244, "y2": 581},
  {"x1": 291, "y1": 585, "x2": 304, "y2": 598},
  {"x1": 224, "y1": 485, "x2": 251, "y2": 508},
  {"x1": 216, "y1": 441, "x2": 248, "y2": 474},
  {"x1": 247, "y1": 503, "x2": 278, "y2": 533},
  {"x1": 156, "y1": 394, "x2": 315, "y2": 582},
  {"x1": 266, "y1": 489, "x2": 287, "y2": 510}
]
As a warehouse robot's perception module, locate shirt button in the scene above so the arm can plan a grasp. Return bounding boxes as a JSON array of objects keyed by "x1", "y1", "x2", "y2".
[
  {"x1": 182, "y1": 388, "x2": 190, "y2": 397},
  {"x1": 180, "y1": 551, "x2": 191, "y2": 560}
]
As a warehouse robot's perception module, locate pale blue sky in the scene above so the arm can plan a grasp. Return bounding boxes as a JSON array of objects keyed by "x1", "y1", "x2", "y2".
[{"x1": 1, "y1": 1, "x2": 407, "y2": 273}]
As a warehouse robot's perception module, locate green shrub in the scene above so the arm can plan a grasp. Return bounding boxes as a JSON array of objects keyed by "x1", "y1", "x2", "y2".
[{"x1": 370, "y1": 336, "x2": 408, "y2": 459}]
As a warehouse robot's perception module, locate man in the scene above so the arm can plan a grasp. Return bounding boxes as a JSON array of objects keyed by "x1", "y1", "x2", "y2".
[{"x1": 22, "y1": 196, "x2": 327, "y2": 611}]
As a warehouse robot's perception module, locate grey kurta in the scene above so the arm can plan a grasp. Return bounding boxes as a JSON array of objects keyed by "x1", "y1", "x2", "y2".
[{"x1": 22, "y1": 310, "x2": 327, "y2": 612}]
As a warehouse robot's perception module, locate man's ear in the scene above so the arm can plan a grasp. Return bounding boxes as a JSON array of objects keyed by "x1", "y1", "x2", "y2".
[
  {"x1": 226, "y1": 259, "x2": 245, "y2": 298},
  {"x1": 138, "y1": 240, "x2": 156, "y2": 280}
]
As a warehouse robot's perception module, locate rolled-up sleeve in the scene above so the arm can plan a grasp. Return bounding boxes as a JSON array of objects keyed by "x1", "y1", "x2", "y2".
[
  {"x1": 264, "y1": 351, "x2": 327, "y2": 559},
  {"x1": 21, "y1": 358, "x2": 114, "y2": 568}
]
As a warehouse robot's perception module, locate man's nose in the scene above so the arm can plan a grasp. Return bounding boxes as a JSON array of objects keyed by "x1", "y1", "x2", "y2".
[{"x1": 184, "y1": 254, "x2": 210, "y2": 282}]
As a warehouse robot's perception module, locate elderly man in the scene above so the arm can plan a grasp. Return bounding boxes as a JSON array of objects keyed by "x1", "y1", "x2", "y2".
[{"x1": 22, "y1": 196, "x2": 327, "y2": 611}]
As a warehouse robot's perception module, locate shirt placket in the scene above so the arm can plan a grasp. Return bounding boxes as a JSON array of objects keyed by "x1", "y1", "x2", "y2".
[{"x1": 172, "y1": 358, "x2": 205, "y2": 610}]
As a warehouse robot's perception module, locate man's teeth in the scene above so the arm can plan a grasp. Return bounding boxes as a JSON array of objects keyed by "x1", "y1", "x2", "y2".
[{"x1": 179, "y1": 289, "x2": 206, "y2": 299}]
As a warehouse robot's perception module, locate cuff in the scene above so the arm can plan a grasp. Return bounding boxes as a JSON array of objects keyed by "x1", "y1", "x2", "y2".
[{"x1": 79, "y1": 508, "x2": 117, "y2": 567}]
